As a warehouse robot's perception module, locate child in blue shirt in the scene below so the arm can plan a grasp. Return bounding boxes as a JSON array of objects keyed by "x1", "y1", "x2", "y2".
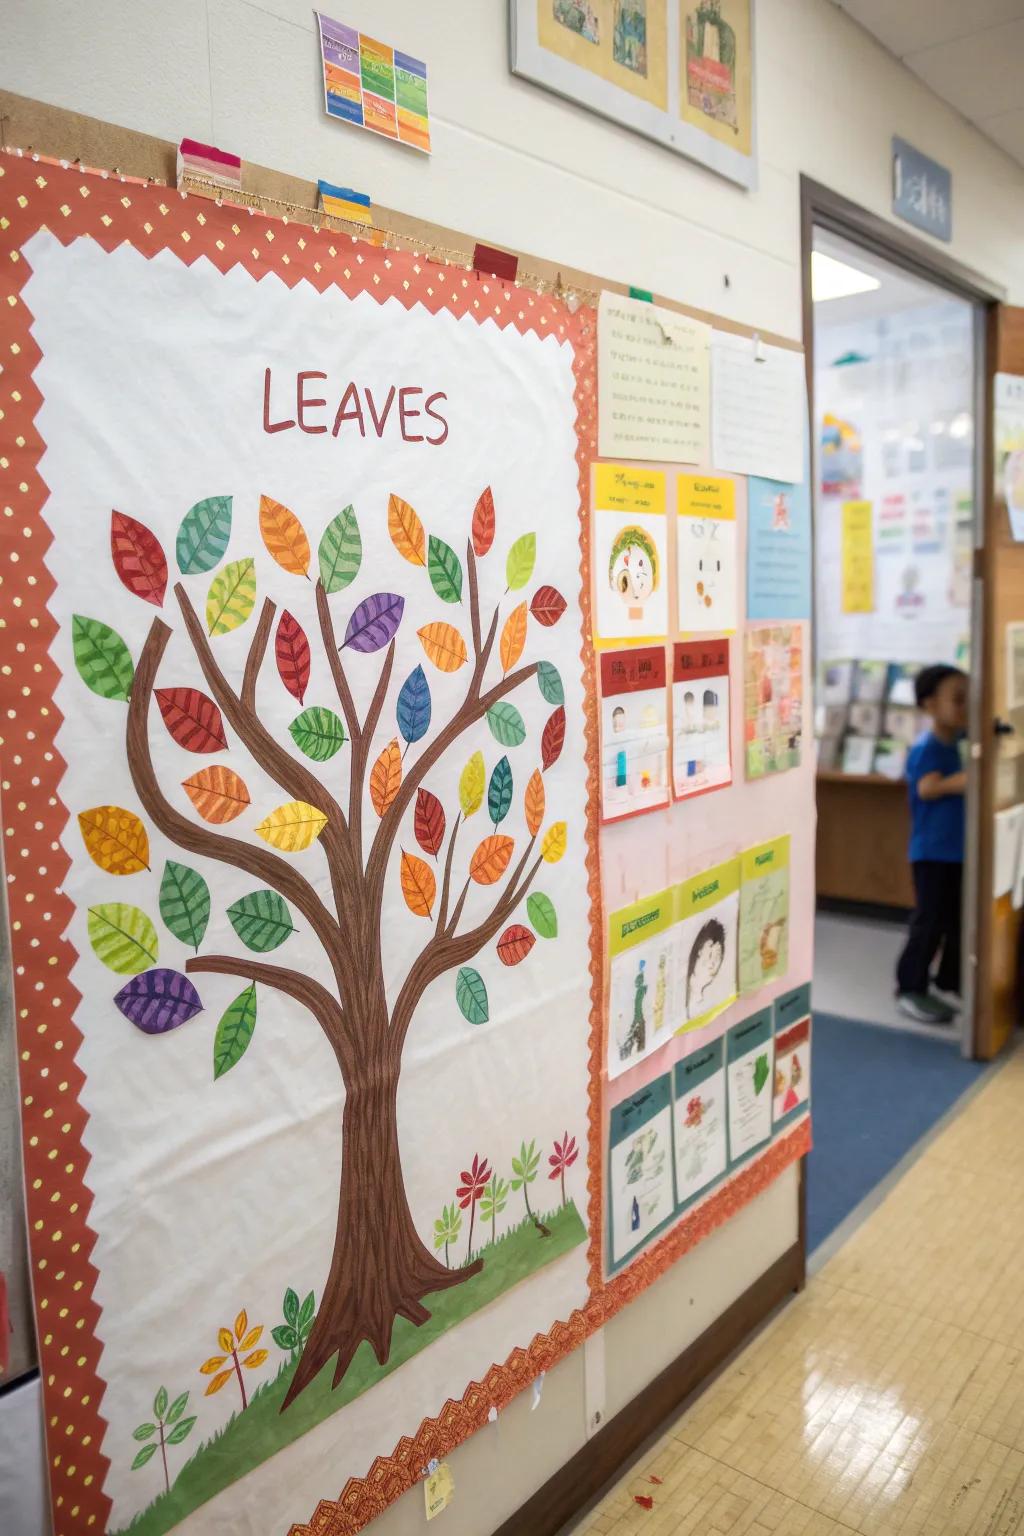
[{"x1": 895, "y1": 664, "x2": 967, "y2": 1024}]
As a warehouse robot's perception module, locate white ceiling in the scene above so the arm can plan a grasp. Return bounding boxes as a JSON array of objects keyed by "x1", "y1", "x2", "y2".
[
  {"x1": 812, "y1": 229, "x2": 952, "y2": 324},
  {"x1": 835, "y1": 0, "x2": 1024, "y2": 167}
]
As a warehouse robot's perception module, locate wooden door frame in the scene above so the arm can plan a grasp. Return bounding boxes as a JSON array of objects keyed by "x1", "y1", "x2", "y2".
[{"x1": 799, "y1": 176, "x2": 1006, "y2": 1060}]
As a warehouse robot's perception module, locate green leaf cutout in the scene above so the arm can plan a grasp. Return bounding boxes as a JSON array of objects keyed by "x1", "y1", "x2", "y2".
[
  {"x1": 272, "y1": 1324, "x2": 298, "y2": 1351},
  {"x1": 505, "y1": 533, "x2": 536, "y2": 591},
  {"x1": 455, "y1": 966, "x2": 489, "y2": 1025},
  {"x1": 536, "y1": 661, "x2": 564, "y2": 707},
  {"x1": 214, "y1": 983, "x2": 257, "y2": 1079},
  {"x1": 87, "y1": 903, "x2": 159, "y2": 975},
  {"x1": 132, "y1": 1444, "x2": 158, "y2": 1471},
  {"x1": 167, "y1": 1417, "x2": 197, "y2": 1446},
  {"x1": 427, "y1": 535, "x2": 463, "y2": 604},
  {"x1": 132, "y1": 1423, "x2": 157, "y2": 1442},
  {"x1": 283, "y1": 1288, "x2": 299, "y2": 1327},
  {"x1": 318, "y1": 506, "x2": 362, "y2": 593},
  {"x1": 206, "y1": 557, "x2": 256, "y2": 637},
  {"x1": 297, "y1": 1291, "x2": 315, "y2": 1334},
  {"x1": 227, "y1": 889, "x2": 295, "y2": 953},
  {"x1": 486, "y1": 701, "x2": 526, "y2": 748},
  {"x1": 527, "y1": 892, "x2": 558, "y2": 939},
  {"x1": 153, "y1": 1386, "x2": 169, "y2": 1420},
  {"x1": 165, "y1": 1392, "x2": 189, "y2": 1426},
  {"x1": 487, "y1": 756, "x2": 513, "y2": 827},
  {"x1": 159, "y1": 861, "x2": 210, "y2": 952},
  {"x1": 176, "y1": 495, "x2": 232, "y2": 574},
  {"x1": 72, "y1": 615, "x2": 134, "y2": 702},
  {"x1": 289, "y1": 705, "x2": 346, "y2": 762}
]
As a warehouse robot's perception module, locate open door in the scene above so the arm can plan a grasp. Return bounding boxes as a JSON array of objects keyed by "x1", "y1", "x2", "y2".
[{"x1": 973, "y1": 306, "x2": 1024, "y2": 1057}]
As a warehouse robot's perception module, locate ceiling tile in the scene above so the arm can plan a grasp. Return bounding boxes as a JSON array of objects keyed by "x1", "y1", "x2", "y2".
[
  {"x1": 905, "y1": 19, "x2": 1024, "y2": 123},
  {"x1": 837, "y1": 0, "x2": 1024, "y2": 59},
  {"x1": 977, "y1": 108, "x2": 1024, "y2": 162}
]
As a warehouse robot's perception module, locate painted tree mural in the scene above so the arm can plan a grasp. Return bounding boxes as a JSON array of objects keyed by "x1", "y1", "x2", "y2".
[{"x1": 74, "y1": 488, "x2": 575, "y2": 1411}]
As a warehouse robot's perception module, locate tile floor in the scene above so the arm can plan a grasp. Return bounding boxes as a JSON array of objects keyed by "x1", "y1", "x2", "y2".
[{"x1": 570, "y1": 1044, "x2": 1024, "y2": 1535}]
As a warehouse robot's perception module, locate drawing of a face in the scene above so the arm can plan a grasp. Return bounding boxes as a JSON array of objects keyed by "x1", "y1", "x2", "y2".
[
  {"x1": 702, "y1": 688, "x2": 720, "y2": 729},
  {"x1": 695, "y1": 549, "x2": 722, "y2": 610},
  {"x1": 612, "y1": 705, "x2": 626, "y2": 734},
  {"x1": 686, "y1": 917, "x2": 726, "y2": 1014},
  {"x1": 609, "y1": 526, "x2": 659, "y2": 622}
]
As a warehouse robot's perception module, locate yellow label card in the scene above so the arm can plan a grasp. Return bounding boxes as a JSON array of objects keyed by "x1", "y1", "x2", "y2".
[
  {"x1": 841, "y1": 499, "x2": 874, "y2": 613},
  {"x1": 741, "y1": 835, "x2": 791, "y2": 883},
  {"x1": 678, "y1": 473, "x2": 736, "y2": 521},
  {"x1": 595, "y1": 464, "x2": 667, "y2": 515}
]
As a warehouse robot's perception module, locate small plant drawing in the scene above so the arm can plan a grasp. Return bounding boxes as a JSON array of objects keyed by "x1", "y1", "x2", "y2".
[
  {"x1": 199, "y1": 1310, "x2": 269, "y2": 1409},
  {"x1": 548, "y1": 1132, "x2": 578, "y2": 1207},
  {"x1": 271, "y1": 1287, "x2": 316, "y2": 1360},
  {"x1": 130, "y1": 1386, "x2": 196, "y2": 1495},
  {"x1": 511, "y1": 1138, "x2": 548, "y2": 1233},
  {"x1": 480, "y1": 1174, "x2": 509, "y2": 1244},
  {"x1": 456, "y1": 1153, "x2": 492, "y2": 1260},
  {"x1": 433, "y1": 1201, "x2": 463, "y2": 1268}
]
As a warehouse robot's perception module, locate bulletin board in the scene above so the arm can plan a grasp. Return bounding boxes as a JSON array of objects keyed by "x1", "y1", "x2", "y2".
[{"x1": 0, "y1": 99, "x2": 810, "y2": 1536}]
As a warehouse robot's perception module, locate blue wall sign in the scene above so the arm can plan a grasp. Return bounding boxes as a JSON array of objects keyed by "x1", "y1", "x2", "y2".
[{"x1": 892, "y1": 137, "x2": 952, "y2": 242}]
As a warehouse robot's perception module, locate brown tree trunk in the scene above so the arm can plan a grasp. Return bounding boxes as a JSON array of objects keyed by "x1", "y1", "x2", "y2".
[{"x1": 282, "y1": 1055, "x2": 481, "y2": 1410}]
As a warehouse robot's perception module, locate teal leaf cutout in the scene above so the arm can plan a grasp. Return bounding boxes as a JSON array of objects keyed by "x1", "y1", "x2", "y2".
[
  {"x1": 213, "y1": 983, "x2": 257, "y2": 1078},
  {"x1": 486, "y1": 701, "x2": 526, "y2": 747},
  {"x1": 318, "y1": 506, "x2": 362, "y2": 593},
  {"x1": 159, "y1": 861, "x2": 210, "y2": 952},
  {"x1": 456, "y1": 966, "x2": 489, "y2": 1025},
  {"x1": 536, "y1": 661, "x2": 564, "y2": 707},
  {"x1": 72, "y1": 615, "x2": 134, "y2": 702},
  {"x1": 176, "y1": 496, "x2": 232, "y2": 575},
  {"x1": 488, "y1": 756, "x2": 513, "y2": 826}
]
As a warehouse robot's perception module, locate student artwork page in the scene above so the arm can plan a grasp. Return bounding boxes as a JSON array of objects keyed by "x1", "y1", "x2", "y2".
[
  {"x1": 606, "y1": 889, "x2": 680, "y2": 1080},
  {"x1": 773, "y1": 1019, "x2": 811, "y2": 1129},
  {"x1": 673, "y1": 1038, "x2": 728, "y2": 1209},
  {"x1": 726, "y1": 1008, "x2": 775, "y2": 1163},
  {"x1": 608, "y1": 1074, "x2": 675, "y2": 1271},
  {"x1": 672, "y1": 639, "x2": 732, "y2": 799},
  {"x1": 738, "y1": 837, "x2": 791, "y2": 994},
  {"x1": 592, "y1": 464, "x2": 669, "y2": 646},
  {"x1": 674, "y1": 859, "x2": 739, "y2": 1032},
  {"x1": 677, "y1": 474, "x2": 737, "y2": 633},
  {"x1": 600, "y1": 647, "x2": 670, "y2": 822},
  {"x1": 744, "y1": 623, "x2": 803, "y2": 778}
]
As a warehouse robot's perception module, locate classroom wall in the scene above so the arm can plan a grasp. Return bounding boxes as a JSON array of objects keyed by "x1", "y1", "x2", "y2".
[{"x1": 2, "y1": 0, "x2": 1020, "y2": 1530}]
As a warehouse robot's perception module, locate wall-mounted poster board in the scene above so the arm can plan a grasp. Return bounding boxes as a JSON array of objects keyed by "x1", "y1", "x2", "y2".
[{"x1": 509, "y1": 0, "x2": 758, "y2": 190}]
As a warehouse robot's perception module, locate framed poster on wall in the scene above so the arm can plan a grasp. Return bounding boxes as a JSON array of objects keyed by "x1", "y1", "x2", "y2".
[{"x1": 509, "y1": 0, "x2": 758, "y2": 190}]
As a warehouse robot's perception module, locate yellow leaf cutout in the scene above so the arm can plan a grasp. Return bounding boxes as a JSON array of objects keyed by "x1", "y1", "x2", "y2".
[
  {"x1": 541, "y1": 822, "x2": 567, "y2": 864},
  {"x1": 239, "y1": 1325, "x2": 263, "y2": 1352},
  {"x1": 499, "y1": 602, "x2": 528, "y2": 673},
  {"x1": 259, "y1": 495, "x2": 311, "y2": 577},
  {"x1": 200, "y1": 1355, "x2": 227, "y2": 1375},
  {"x1": 204, "y1": 1370, "x2": 233, "y2": 1397},
  {"x1": 387, "y1": 494, "x2": 426, "y2": 566},
  {"x1": 78, "y1": 806, "x2": 150, "y2": 875},
  {"x1": 234, "y1": 1310, "x2": 248, "y2": 1341},
  {"x1": 418, "y1": 622, "x2": 468, "y2": 673},
  {"x1": 217, "y1": 1328, "x2": 234, "y2": 1354},
  {"x1": 400, "y1": 850, "x2": 436, "y2": 918},
  {"x1": 254, "y1": 801, "x2": 328, "y2": 853},
  {"x1": 243, "y1": 1349, "x2": 269, "y2": 1370},
  {"x1": 469, "y1": 834, "x2": 515, "y2": 885},
  {"x1": 458, "y1": 751, "x2": 485, "y2": 817},
  {"x1": 524, "y1": 770, "x2": 545, "y2": 838},
  {"x1": 370, "y1": 739, "x2": 402, "y2": 818}
]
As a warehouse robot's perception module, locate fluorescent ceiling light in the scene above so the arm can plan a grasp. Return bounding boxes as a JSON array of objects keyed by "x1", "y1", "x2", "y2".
[{"x1": 812, "y1": 250, "x2": 882, "y2": 303}]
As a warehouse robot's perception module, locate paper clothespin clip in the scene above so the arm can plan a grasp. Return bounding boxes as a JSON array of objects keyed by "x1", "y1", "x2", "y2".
[
  {"x1": 752, "y1": 331, "x2": 766, "y2": 363},
  {"x1": 318, "y1": 179, "x2": 373, "y2": 227},
  {"x1": 176, "y1": 138, "x2": 242, "y2": 196},
  {"x1": 473, "y1": 243, "x2": 519, "y2": 283}
]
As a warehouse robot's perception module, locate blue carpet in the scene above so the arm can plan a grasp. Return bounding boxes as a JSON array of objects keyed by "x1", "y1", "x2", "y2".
[{"x1": 806, "y1": 1011, "x2": 991, "y2": 1254}]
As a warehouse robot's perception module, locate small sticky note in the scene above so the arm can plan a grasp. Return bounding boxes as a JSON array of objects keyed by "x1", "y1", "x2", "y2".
[{"x1": 424, "y1": 1461, "x2": 454, "y2": 1521}]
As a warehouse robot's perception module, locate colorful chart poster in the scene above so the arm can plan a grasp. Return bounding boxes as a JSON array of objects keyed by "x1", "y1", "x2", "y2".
[
  {"x1": 677, "y1": 473, "x2": 738, "y2": 632},
  {"x1": 996, "y1": 372, "x2": 1024, "y2": 541},
  {"x1": 672, "y1": 1038, "x2": 727, "y2": 1209},
  {"x1": 608, "y1": 1074, "x2": 676, "y2": 1271},
  {"x1": 675, "y1": 858, "x2": 740, "y2": 1031},
  {"x1": 773, "y1": 984, "x2": 811, "y2": 1131},
  {"x1": 599, "y1": 647, "x2": 671, "y2": 822},
  {"x1": 746, "y1": 476, "x2": 812, "y2": 622},
  {"x1": 841, "y1": 499, "x2": 875, "y2": 613},
  {"x1": 592, "y1": 463, "x2": 669, "y2": 645},
  {"x1": 726, "y1": 1008, "x2": 774, "y2": 1164},
  {"x1": 607, "y1": 889, "x2": 679, "y2": 1078},
  {"x1": 598, "y1": 292, "x2": 710, "y2": 464},
  {"x1": 743, "y1": 623, "x2": 803, "y2": 778},
  {"x1": 672, "y1": 639, "x2": 731, "y2": 799},
  {"x1": 317, "y1": 12, "x2": 431, "y2": 152},
  {"x1": 739, "y1": 837, "x2": 791, "y2": 994},
  {"x1": 680, "y1": 0, "x2": 753, "y2": 158}
]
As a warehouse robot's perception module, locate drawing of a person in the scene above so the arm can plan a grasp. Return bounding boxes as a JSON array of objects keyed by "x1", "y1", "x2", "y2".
[
  {"x1": 772, "y1": 492, "x2": 791, "y2": 531},
  {"x1": 686, "y1": 918, "x2": 726, "y2": 1018},
  {"x1": 620, "y1": 956, "x2": 648, "y2": 1060},
  {"x1": 609, "y1": 526, "x2": 659, "y2": 623}
]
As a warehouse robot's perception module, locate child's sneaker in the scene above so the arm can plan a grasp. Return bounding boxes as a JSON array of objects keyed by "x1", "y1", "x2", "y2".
[{"x1": 897, "y1": 991, "x2": 955, "y2": 1025}]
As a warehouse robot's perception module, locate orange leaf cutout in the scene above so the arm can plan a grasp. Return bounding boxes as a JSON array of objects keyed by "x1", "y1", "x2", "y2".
[
  {"x1": 182, "y1": 765, "x2": 251, "y2": 825},
  {"x1": 234, "y1": 1310, "x2": 248, "y2": 1341},
  {"x1": 524, "y1": 770, "x2": 546, "y2": 837},
  {"x1": 418, "y1": 622, "x2": 468, "y2": 673},
  {"x1": 497, "y1": 923, "x2": 535, "y2": 966},
  {"x1": 78, "y1": 805, "x2": 150, "y2": 875},
  {"x1": 259, "y1": 495, "x2": 310, "y2": 577},
  {"x1": 499, "y1": 602, "x2": 528, "y2": 673},
  {"x1": 204, "y1": 1369, "x2": 233, "y2": 1396},
  {"x1": 218, "y1": 1328, "x2": 234, "y2": 1354},
  {"x1": 472, "y1": 486, "x2": 495, "y2": 557},
  {"x1": 370, "y1": 739, "x2": 402, "y2": 818},
  {"x1": 400, "y1": 850, "x2": 436, "y2": 917},
  {"x1": 469, "y1": 834, "x2": 515, "y2": 885},
  {"x1": 387, "y1": 494, "x2": 426, "y2": 566}
]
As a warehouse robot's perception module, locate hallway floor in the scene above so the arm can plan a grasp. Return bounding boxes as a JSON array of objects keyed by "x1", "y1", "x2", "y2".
[{"x1": 571, "y1": 1044, "x2": 1024, "y2": 1535}]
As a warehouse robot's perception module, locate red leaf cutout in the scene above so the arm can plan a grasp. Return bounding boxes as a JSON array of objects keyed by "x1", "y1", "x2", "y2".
[
  {"x1": 155, "y1": 687, "x2": 227, "y2": 753},
  {"x1": 414, "y1": 788, "x2": 446, "y2": 858},
  {"x1": 497, "y1": 924, "x2": 535, "y2": 967},
  {"x1": 472, "y1": 486, "x2": 495, "y2": 557},
  {"x1": 530, "y1": 585, "x2": 567, "y2": 628},
  {"x1": 275, "y1": 610, "x2": 311, "y2": 705},
  {"x1": 541, "y1": 706, "x2": 566, "y2": 771},
  {"x1": 110, "y1": 510, "x2": 168, "y2": 607}
]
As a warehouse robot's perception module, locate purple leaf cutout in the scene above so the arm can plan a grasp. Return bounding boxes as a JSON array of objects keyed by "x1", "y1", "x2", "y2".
[
  {"x1": 341, "y1": 593, "x2": 405, "y2": 654},
  {"x1": 115, "y1": 968, "x2": 204, "y2": 1034}
]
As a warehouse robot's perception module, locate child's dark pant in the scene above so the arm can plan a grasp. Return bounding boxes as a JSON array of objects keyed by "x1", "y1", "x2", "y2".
[{"x1": 896, "y1": 860, "x2": 962, "y2": 996}]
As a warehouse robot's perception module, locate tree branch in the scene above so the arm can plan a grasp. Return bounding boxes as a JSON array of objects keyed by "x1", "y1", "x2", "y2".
[
  {"x1": 347, "y1": 638, "x2": 397, "y2": 867},
  {"x1": 186, "y1": 954, "x2": 346, "y2": 1053},
  {"x1": 435, "y1": 812, "x2": 462, "y2": 935},
  {"x1": 241, "y1": 598, "x2": 277, "y2": 713},
  {"x1": 466, "y1": 540, "x2": 482, "y2": 658},
  {"x1": 315, "y1": 578, "x2": 361, "y2": 746}
]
